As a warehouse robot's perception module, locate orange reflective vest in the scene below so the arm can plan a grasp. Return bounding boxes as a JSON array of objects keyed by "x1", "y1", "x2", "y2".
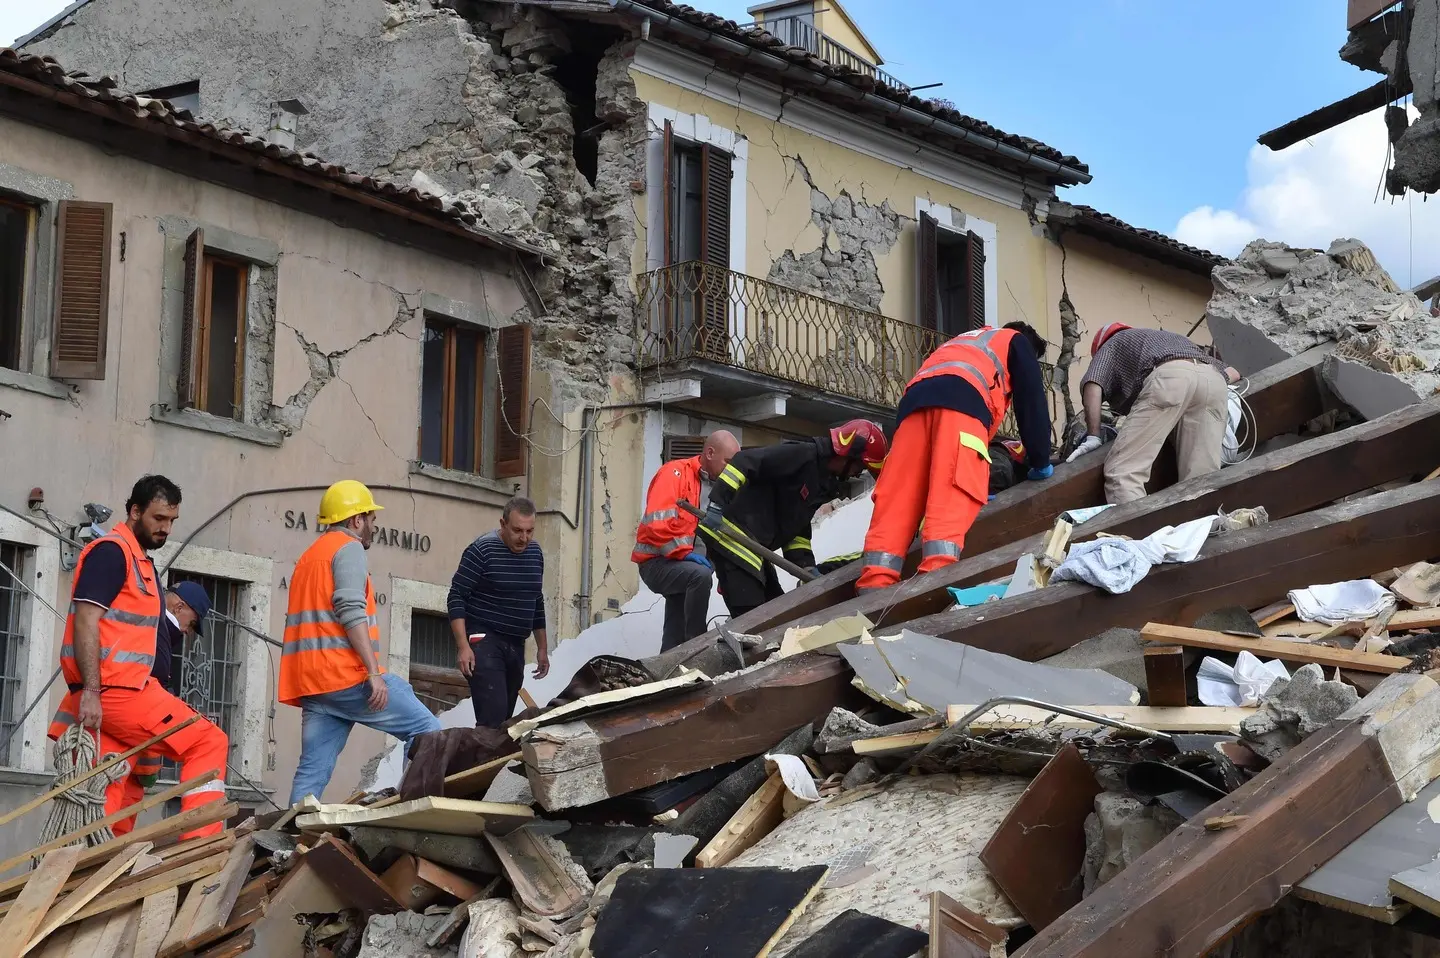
[
  {"x1": 905, "y1": 326, "x2": 1017, "y2": 434},
  {"x1": 60, "y1": 522, "x2": 161, "y2": 691},
  {"x1": 632, "y1": 456, "x2": 704, "y2": 564},
  {"x1": 279, "y1": 529, "x2": 381, "y2": 705}
]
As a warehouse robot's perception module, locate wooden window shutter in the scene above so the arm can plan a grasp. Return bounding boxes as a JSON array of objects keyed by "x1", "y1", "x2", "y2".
[
  {"x1": 493, "y1": 324, "x2": 531, "y2": 479},
  {"x1": 963, "y1": 230, "x2": 986, "y2": 331},
  {"x1": 50, "y1": 200, "x2": 113, "y2": 380},
  {"x1": 699, "y1": 145, "x2": 731, "y2": 268},
  {"x1": 916, "y1": 211, "x2": 939, "y2": 331},
  {"x1": 177, "y1": 228, "x2": 205, "y2": 408},
  {"x1": 662, "y1": 119, "x2": 674, "y2": 268}
]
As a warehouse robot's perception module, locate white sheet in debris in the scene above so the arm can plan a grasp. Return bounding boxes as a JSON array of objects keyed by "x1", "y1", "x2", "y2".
[{"x1": 727, "y1": 773, "x2": 1028, "y2": 956}]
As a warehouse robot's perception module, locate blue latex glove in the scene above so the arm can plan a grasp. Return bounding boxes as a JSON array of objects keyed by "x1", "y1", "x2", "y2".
[
  {"x1": 701, "y1": 501, "x2": 724, "y2": 531},
  {"x1": 683, "y1": 553, "x2": 713, "y2": 570},
  {"x1": 1028, "y1": 464, "x2": 1055, "y2": 481}
]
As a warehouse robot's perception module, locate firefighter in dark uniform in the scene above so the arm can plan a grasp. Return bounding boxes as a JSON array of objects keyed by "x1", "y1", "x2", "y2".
[{"x1": 699, "y1": 420, "x2": 888, "y2": 618}]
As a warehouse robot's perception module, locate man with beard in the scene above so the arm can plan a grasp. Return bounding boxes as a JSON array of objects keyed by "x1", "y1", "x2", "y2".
[{"x1": 48, "y1": 475, "x2": 230, "y2": 839}]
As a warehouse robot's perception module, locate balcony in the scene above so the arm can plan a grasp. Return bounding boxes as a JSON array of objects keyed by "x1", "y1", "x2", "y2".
[
  {"x1": 635, "y1": 262, "x2": 941, "y2": 419},
  {"x1": 751, "y1": 14, "x2": 910, "y2": 94}
]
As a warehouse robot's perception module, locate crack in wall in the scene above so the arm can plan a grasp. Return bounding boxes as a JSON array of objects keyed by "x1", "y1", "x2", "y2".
[{"x1": 1052, "y1": 233, "x2": 1082, "y2": 432}]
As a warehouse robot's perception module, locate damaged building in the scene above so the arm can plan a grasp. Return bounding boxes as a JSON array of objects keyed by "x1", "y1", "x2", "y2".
[
  {"x1": 0, "y1": 0, "x2": 1233, "y2": 831},
  {"x1": 16, "y1": 0, "x2": 1226, "y2": 622}
]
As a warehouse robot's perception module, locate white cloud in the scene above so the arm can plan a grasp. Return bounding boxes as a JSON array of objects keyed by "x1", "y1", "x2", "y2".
[{"x1": 1175, "y1": 107, "x2": 1440, "y2": 288}]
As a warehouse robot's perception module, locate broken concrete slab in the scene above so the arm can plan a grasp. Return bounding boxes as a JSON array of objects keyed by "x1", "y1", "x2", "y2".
[
  {"x1": 358, "y1": 912, "x2": 457, "y2": 958},
  {"x1": 839, "y1": 629, "x2": 1139, "y2": 716},
  {"x1": 1040, "y1": 627, "x2": 1148, "y2": 690},
  {"x1": 730, "y1": 773, "x2": 1030, "y2": 953},
  {"x1": 1322, "y1": 354, "x2": 1424, "y2": 420},
  {"x1": 456, "y1": 900, "x2": 523, "y2": 958},
  {"x1": 1081, "y1": 792, "x2": 1184, "y2": 897},
  {"x1": 1240, "y1": 663, "x2": 1360, "y2": 762},
  {"x1": 348, "y1": 827, "x2": 498, "y2": 876}
]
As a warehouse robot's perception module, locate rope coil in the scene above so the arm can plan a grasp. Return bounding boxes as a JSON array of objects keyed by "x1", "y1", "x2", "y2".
[{"x1": 38, "y1": 725, "x2": 131, "y2": 850}]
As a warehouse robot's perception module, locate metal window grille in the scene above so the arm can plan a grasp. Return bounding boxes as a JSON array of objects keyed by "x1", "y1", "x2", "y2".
[
  {"x1": 0, "y1": 543, "x2": 31, "y2": 767},
  {"x1": 410, "y1": 612, "x2": 455, "y2": 669},
  {"x1": 160, "y1": 572, "x2": 245, "y2": 780}
]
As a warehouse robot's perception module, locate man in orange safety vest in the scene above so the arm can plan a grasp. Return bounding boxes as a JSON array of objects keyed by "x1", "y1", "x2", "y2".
[
  {"x1": 858, "y1": 322, "x2": 1054, "y2": 591},
  {"x1": 49, "y1": 475, "x2": 230, "y2": 839}
]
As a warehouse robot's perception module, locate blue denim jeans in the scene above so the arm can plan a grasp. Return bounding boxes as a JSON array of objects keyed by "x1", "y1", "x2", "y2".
[{"x1": 289, "y1": 673, "x2": 441, "y2": 805}]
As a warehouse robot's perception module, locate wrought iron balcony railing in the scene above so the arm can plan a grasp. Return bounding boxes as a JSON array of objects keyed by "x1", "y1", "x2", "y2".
[
  {"x1": 636, "y1": 262, "x2": 942, "y2": 409},
  {"x1": 751, "y1": 15, "x2": 910, "y2": 94}
]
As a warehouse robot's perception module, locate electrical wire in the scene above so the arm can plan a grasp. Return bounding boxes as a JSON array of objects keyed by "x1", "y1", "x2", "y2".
[{"x1": 1221, "y1": 376, "x2": 1259, "y2": 466}]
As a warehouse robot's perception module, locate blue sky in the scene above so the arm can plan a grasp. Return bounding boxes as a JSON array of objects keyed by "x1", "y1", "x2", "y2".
[{"x1": 7, "y1": 0, "x2": 1434, "y2": 282}]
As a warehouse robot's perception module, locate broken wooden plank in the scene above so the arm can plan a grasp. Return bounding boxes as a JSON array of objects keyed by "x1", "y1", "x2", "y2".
[
  {"x1": 929, "y1": 891, "x2": 1007, "y2": 958},
  {"x1": 1143, "y1": 645, "x2": 1188, "y2": 707},
  {"x1": 129, "y1": 890, "x2": 179, "y2": 958},
  {"x1": 0, "y1": 718, "x2": 202, "y2": 833},
  {"x1": 694, "y1": 771, "x2": 786, "y2": 869},
  {"x1": 189, "y1": 928, "x2": 254, "y2": 958},
  {"x1": 1389, "y1": 859, "x2": 1440, "y2": 920},
  {"x1": 981, "y1": 746, "x2": 1100, "y2": 932},
  {"x1": 484, "y1": 827, "x2": 589, "y2": 919},
  {"x1": 60, "y1": 908, "x2": 135, "y2": 958},
  {"x1": 22, "y1": 843, "x2": 152, "y2": 953},
  {"x1": 369, "y1": 752, "x2": 521, "y2": 809},
  {"x1": 1015, "y1": 673, "x2": 1440, "y2": 958},
  {"x1": 763, "y1": 394, "x2": 1440, "y2": 645},
  {"x1": 379, "y1": 855, "x2": 482, "y2": 911},
  {"x1": 943, "y1": 704, "x2": 1255, "y2": 734},
  {"x1": 63, "y1": 853, "x2": 227, "y2": 927},
  {"x1": 523, "y1": 652, "x2": 855, "y2": 811},
  {"x1": 303, "y1": 835, "x2": 403, "y2": 914},
  {"x1": 1141, "y1": 623, "x2": 1410, "y2": 673},
  {"x1": 1251, "y1": 601, "x2": 1297, "y2": 628},
  {"x1": 880, "y1": 479, "x2": 1440, "y2": 663},
  {"x1": 0, "y1": 772, "x2": 219, "y2": 877},
  {"x1": 1391, "y1": 562, "x2": 1440, "y2": 607},
  {"x1": 508, "y1": 671, "x2": 710, "y2": 740},
  {"x1": 296, "y1": 796, "x2": 533, "y2": 837},
  {"x1": 156, "y1": 836, "x2": 256, "y2": 958},
  {"x1": 0, "y1": 847, "x2": 83, "y2": 958}
]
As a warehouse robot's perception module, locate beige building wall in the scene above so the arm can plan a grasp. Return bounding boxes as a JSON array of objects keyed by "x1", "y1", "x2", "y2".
[{"x1": 0, "y1": 114, "x2": 646, "y2": 828}]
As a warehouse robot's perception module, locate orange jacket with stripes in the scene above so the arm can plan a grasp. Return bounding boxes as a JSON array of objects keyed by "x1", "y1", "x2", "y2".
[
  {"x1": 279, "y1": 530, "x2": 381, "y2": 705},
  {"x1": 905, "y1": 326, "x2": 1018, "y2": 437},
  {"x1": 60, "y1": 522, "x2": 162, "y2": 691},
  {"x1": 632, "y1": 456, "x2": 704, "y2": 564}
]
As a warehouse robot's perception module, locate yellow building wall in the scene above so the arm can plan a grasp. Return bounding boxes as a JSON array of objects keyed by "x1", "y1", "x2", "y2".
[
  {"x1": 814, "y1": 5, "x2": 881, "y2": 63},
  {"x1": 631, "y1": 72, "x2": 1056, "y2": 350}
]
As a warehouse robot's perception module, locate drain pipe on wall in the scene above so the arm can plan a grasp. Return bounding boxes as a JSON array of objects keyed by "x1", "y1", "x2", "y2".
[{"x1": 578, "y1": 407, "x2": 597, "y2": 630}]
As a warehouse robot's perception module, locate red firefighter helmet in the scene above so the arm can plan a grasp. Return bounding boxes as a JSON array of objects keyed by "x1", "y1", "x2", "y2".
[
  {"x1": 1091, "y1": 322, "x2": 1133, "y2": 355},
  {"x1": 830, "y1": 419, "x2": 889, "y2": 476}
]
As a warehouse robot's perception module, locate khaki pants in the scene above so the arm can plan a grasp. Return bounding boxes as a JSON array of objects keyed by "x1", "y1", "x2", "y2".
[{"x1": 1104, "y1": 360, "x2": 1228, "y2": 505}]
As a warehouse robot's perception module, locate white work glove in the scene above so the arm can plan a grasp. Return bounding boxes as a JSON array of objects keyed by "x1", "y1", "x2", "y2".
[{"x1": 1065, "y1": 434, "x2": 1103, "y2": 463}]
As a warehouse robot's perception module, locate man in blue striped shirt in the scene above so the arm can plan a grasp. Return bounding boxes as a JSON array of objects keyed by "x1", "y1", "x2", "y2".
[{"x1": 447, "y1": 497, "x2": 550, "y2": 727}]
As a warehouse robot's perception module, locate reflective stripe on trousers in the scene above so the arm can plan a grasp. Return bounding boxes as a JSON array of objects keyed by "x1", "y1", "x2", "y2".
[
  {"x1": 922, "y1": 540, "x2": 962, "y2": 559},
  {"x1": 861, "y1": 551, "x2": 905, "y2": 572}
]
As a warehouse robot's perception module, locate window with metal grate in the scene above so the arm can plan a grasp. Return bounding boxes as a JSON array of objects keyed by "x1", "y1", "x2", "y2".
[
  {"x1": 0, "y1": 542, "x2": 32, "y2": 767},
  {"x1": 410, "y1": 611, "x2": 455, "y2": 669},
  {"x1": 160, "y1": 571, "x2": 245, "y2": 781}
]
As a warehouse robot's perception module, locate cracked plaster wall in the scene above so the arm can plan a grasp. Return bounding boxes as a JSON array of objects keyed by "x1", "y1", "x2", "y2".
[
  {"x1": 628, "y1": 71, "x2": 1053, "y2": 336},
  {"x1": 0, "y1": 113, "x2": 632, "y2": 810},
  {"x1": 1043, "y1": 231, "x2": 1213, "y2": 434}
]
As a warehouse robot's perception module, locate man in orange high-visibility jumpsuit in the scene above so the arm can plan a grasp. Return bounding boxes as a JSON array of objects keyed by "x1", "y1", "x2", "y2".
[
  {"x1": 48, "y1": 476, "x2": 229, "y2": 839},
  {"x1": 857, "y1": 322, "x2": 1055, "y2": 591}
]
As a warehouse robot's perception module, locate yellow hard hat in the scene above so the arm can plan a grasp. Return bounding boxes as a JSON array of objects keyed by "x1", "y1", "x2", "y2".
[{"x1": 317, "y1": 480, "x2": 383, "y2": 527}]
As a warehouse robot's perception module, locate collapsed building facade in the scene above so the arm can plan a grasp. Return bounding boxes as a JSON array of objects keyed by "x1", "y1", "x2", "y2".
[{"x1": 0, "y1": 0, "x2": 1230, "y2": 832}]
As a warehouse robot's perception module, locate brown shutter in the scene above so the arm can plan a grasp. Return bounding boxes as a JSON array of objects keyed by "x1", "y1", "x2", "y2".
[
  {"x1": 917, "y1": 211, "x2": 938, "y2": 331},
  {"x1": 963, "y1": 230, "x2": 986, "y2": 331},
  {"x1": 700, "y1": 145, "x2": 731, "y2": 268},
  {"x1": 50, "y1": 200, "x2": 113, "y2": 380},
  {"x1": 662, "y1": 119, "x2": 674, "y2": 268},
  {"x1": 493, "y1": 323, "x2": 531, "y2": 480},
  {"x1": 177, "y1": 228, "x2": 205, "y2": 408}
]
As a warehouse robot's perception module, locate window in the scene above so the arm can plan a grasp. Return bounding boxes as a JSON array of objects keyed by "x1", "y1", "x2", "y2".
[
  {"x1": 409, "y1": 612, "x2": 455, "y2": 669},
  {"x1": 0, "y1": 197, "x2": 35, "y2": 372},
  {"x1": 661, "y1": 124, "x2": 733, "y2": 359},
  {"x1": 418, "y1": 317, "x2": 531, "y2": 479},
  {"x1": 917, "y1": 212, "x2": 985, "y2": 336},
  {"x1": 163, "y1": 572, "x2": 244, "y2": 777},
  {"x1": 179, "y1": 230, "x2": 248, "y2": 419},
  {"x1": 0, "y1": 543, "x2": 32, "y2": 767}
]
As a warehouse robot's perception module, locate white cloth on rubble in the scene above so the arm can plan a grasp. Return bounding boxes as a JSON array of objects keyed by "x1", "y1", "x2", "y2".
[
  {"x1": 1288, "y1": 579, "x2": 1397, "y2": 625},
  {"x1": 1051, "y1": 516, "x2": 1216, "y2": 595},
  {"x1": 1196, "y1": 651, "x2": 1289, "y2": 707}
]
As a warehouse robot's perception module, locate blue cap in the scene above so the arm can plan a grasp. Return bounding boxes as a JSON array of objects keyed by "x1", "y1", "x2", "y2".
[{"x1": 171, "y1": 581, "x2": 213, "y2": 635}]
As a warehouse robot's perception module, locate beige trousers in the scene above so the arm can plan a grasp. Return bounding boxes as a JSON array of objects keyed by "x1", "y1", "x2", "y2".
[{"x1": 1104, "y1": 359, "x2": 1229, "y2": 505}]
